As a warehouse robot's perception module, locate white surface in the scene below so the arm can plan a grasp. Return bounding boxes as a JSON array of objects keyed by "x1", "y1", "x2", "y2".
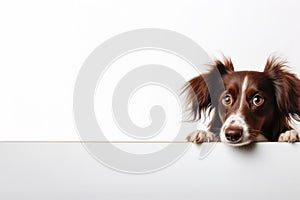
[{"x1": 0, "y1": 142, "x2": 299, "y2": 200}]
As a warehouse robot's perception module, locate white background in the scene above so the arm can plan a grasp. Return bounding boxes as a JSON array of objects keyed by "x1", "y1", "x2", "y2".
[{"x1": 1, "y1": 0, "x2": 300, "y2": 141}]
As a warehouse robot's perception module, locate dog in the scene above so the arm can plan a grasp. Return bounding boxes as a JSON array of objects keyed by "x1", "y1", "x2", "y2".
[{"x1": 184, "y1": 56, "x2": 300, "y2": 146}]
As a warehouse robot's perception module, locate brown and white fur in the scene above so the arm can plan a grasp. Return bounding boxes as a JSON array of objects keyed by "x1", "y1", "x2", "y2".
[{"x1": 184, "y1": 56, "x2": 300, "y2": 146}]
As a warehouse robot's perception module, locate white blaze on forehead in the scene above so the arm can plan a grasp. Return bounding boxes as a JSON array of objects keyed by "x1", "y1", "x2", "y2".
[{"x1": 239, "y1": 76, "x2": 248, "y2": 110}]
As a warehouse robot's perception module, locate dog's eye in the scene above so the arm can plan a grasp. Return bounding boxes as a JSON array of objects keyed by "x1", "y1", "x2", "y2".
[
  {"x1": 252, "y1": 95, "x2": 264, "y2": 106},
  {"x1": 222, "y1": 94, "x2": 233, "y2": 106}
]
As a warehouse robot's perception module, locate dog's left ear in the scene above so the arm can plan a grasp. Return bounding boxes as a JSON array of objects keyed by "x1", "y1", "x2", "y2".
[
  {"x1": 264, "y1": 57, "x2": 300, "y2": 122},
  {"x1": 183, "y1": 58, "x2": 234, "y2": 120}
]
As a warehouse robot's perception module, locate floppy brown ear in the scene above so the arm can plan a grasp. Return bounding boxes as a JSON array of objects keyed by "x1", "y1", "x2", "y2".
[
  {"x1": 264, "y1": 57, "x2": 300, "y2": 122},
  {"x1": 183, "y1": 58, "x2": 234, "y2": 120}
]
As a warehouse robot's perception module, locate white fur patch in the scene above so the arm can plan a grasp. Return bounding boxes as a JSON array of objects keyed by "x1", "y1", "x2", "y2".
[
  {"x1": 239, "y1": 76, "x2": 248, "y2": 111},
  {"x1": 278, "y1": 130, "x2": 300, "y2": 142},
  {"x1": 220, "y1": 113, "x2": 250, "y2": 146},
  {"x1": 186, "y1": 130, "x2": 216, "y2": 143}
]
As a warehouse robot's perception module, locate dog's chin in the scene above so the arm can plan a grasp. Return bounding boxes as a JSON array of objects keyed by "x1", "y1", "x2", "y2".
[{"x1": 221, "y1": 138, "x2": 252, "y2": 147}]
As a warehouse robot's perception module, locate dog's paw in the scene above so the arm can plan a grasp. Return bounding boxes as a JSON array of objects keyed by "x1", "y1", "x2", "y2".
[
  {"x1": 186, "y1": 130, "x2": 216, "y2": 143},
  {"x1": 278, "y1": 130, "x2": 300, "y2": 143}
]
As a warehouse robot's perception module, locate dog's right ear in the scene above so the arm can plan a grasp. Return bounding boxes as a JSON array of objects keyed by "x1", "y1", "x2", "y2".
[
  {"x1": 183, "y1": 58, "x2": 234, "y2": 120},
  {"x1": 264, "y1": 56, "x2": 300, "y2": 127}
]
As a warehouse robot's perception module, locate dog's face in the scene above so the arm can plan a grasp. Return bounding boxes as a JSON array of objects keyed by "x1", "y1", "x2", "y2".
[
  {"x1": 184, "y1": 57, "x2": 300, "y2": 146},
  {"x1": 218, "y1": 72, "x2": 276, "y2": 145}
]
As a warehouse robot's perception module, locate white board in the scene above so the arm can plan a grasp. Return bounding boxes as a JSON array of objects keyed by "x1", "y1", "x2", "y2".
[{"x1": 0, "y1": 142, "x2": 299, "y2": 200}]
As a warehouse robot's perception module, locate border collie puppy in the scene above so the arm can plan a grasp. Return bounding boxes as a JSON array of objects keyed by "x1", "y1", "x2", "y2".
[{"x1": 184, "y1": 57, "x2": 300, "y2": 146}]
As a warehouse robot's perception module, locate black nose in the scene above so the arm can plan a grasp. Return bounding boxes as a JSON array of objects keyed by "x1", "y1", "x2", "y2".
[{"x1": 225, "y1": 127, "x2": 243, "y2": 142}]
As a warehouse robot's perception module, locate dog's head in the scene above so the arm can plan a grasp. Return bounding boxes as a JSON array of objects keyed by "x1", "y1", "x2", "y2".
[{"x1": 184, "y1": 57, "x2": 300, "y2": 146}]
